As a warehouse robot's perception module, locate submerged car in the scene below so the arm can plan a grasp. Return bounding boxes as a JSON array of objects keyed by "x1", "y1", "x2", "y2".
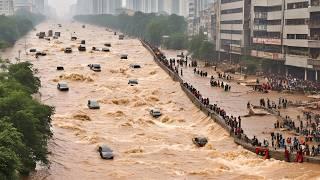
[
  {"x1": 130, "y1": 64, "x2": 141, "y2": 69},
  {"x1": 120, "y1": 54, "x2": 128, "y2": 59},
  {"x1": 192, "y1": 136, "x2": 208, "y2": 147},
  {"x1": 57, "y1": 82, "x2": 69, "y2": 91},
  {"x1": 64, "y1": 47, "x2": 72, "y2": 53},
  {"x1": 102, "y1": 48, "x2": 110, "y2": 52},
  {"x1": 78, "y1": 45, "x2": 86, "y2": 52},
  {"x1": 150, "y1": 108, "x2": 161, "y2": 118},
  {"x1": 128, "y1": 79, "x2": 138, "y2": 86},
  {"x1": 88, "y1": 100, "x2": 100, "y2": 109},
  {"x1": 71, "y1": 36, "x2": 77, "y2": 41},
  {"x1": 29, "y1": 49, "x2": 37, "y2": 53},
  {"x1": 57, "y1": 66, "x2": 64, "y2": 71},
  {"x1": 104, "y1": 43, "x2": 111, "y2": 47},
  {"x1": 54, "y1": 32, "x2": 61, "y2": 37},
  {"x1": 98, "y1": 145, "x2": 113, "y2": 160},
  {"x1": 118, "y1": 35, "x2": 124, "y2": 40},
  {"x1": 35, "y1": 51, "x2": 47, "y2": 56},
  {"x1": 39, "y1": 32, "x2": 45, "y2": 39},
  {"x1": 88, "y1": 64, "x2": 101, "y2": 72}
]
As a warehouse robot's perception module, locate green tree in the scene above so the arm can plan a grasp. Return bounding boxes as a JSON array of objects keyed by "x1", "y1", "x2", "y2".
[
  {"x1": 199, "y1": 41, "x2": 215, "y2": 60},
  {"x1": 0, "y1": 120, "x2": 25, "y2": 179}
]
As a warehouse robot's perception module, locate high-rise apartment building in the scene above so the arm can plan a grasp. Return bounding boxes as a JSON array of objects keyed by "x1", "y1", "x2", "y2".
[
  {"x1": 75, "y1": 0, "x2": 122, "y2": 15},
  {"x1": 0, "y1": 0, "x2": 14, "y2": 15},
  {"x1": 210, "y1": 0, "x2": 320, "y2": 80}
]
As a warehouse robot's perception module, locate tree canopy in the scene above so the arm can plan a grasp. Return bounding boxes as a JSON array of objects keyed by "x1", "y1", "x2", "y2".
[
  {"x1": 0, "y1": 10, "x2": 45, "y2": 49},
  {"x1": 74, "y1": 13, "x2": 187, "y2": 48},
  {"x1": 0, "y1": 59, "x2": 54, "y2": 179}
]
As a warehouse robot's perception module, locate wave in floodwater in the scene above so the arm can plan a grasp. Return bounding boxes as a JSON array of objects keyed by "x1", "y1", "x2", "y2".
[{"x1": 5, "y1": 21, "x2": 319, "y2": 180}]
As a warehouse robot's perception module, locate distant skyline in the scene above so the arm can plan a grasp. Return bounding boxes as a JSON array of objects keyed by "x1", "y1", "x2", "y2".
[{"x1": 48, "y1": 0, "x2": 127, "y2": 16}]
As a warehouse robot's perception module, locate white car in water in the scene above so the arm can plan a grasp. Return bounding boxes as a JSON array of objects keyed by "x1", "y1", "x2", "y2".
[{"x1": 150, "y1": 108, "x2": 162, "y2": 118}]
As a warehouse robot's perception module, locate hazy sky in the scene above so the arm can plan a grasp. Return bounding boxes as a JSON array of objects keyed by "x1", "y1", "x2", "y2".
[
  {"x1": 48, "y1": 0, "x2": 126, "y2": 16},
  {"x1": 48, "y1": 0, "x2": 76, "y2": 16}
]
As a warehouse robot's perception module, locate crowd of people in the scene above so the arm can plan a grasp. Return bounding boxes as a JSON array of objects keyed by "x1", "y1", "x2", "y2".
[
  {"x1": 266, "y1": 74, "x2": 320, "y2": 93},
  {"x1": 193, "y1": 68, "x2": 208, "y2": 77},
  {"x1": 183, "y1": 82, "x2": 243, "y2": 136},
  {"x1": 218, "y1": 72, "x2": 232, "y2": 80},
  {"x1": 259, "y1": 97, "x2": 288, "y2": 110},
  {"x1": 210, "y1": 77, "x2": 231, "y2": 92},
  {"x1": 147, "y1": 41, "x2": 320, "y2": 162}
]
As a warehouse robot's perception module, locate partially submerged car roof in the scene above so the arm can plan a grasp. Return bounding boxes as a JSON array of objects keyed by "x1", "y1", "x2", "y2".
[{"x1": 100, "y1": 145, "x2": 113, "y2": 152}]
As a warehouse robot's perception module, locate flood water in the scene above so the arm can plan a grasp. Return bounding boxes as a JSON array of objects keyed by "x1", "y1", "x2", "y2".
[{"x1": 3, "y1": 21, "x2": 320, "y2": 179}]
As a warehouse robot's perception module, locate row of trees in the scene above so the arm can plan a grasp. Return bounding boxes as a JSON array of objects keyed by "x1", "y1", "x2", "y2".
[
  {"x1": 74, "y1": 12, "x2": 188, "y2": 49},
  {"x1": 75, "y1": 13, "x2": 216, "y2": 60},
  {"x1": 0, "y1": 60, "x2": 54, "y2": 179},
  {"x1": 0, "y1": 10, "x2": 45, "y2": 49}
]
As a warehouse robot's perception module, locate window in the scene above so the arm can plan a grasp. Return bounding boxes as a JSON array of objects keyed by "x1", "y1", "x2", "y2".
[
  {"x1": 220, "y1": 30, "x2": 242, "y2": 34},
  {"x1": 254, "y1": 31, "x2": 281, "y2": 39},
  {"x1": 287, "y1": 2, "x2": 308, "y2": 9},
  {"x1": 221, "y1": 39, "x2": 241, "y2": 45},
  {"x1": 221, "y1": 0, "x2": 243, "y2": 4},
  {"x1": 286, "y1": 18, "x2": 308, "y2": 25},
  {"x1": 287, "y1": 34, "x2": 295, "y2": 39},
  {"x1": 286, "y1": 34, "x2": 308, "y2": 39},
  {"x1": 221, "y1": 8, "x2": 243, "y2": 14},
  {"x1": 221, "y1": 20, "x2": 243, "y2": 24},
  {"x1": 267, "y1": 20, "x2": 282, "y2": 25},
  {"x1": 267, "y1": 5, "x2": 282, "y2": 12},
  {"x1": 286, "y1": 46, "x2": 308, "y2": 56},
  {"x1": 296, "y1": 34, "x2": 308, "y2": 39}
]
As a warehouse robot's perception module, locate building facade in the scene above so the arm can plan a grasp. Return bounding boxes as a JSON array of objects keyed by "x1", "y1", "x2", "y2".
[
  {"x1": 0, "y1": 0, "x2": 14, "y2": 15},
  {"x1": 75, "y1": 0, "x2": 122, "y2": 15}
]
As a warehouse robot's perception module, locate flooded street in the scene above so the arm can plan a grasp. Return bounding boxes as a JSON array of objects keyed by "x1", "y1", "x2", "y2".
[{"x1": 3, "y1": 21, "x2": 320, "y2": 179}]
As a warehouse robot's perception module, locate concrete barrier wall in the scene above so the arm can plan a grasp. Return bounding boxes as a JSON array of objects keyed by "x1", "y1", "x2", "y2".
[{"x1": 141, "y1": 40, "x2": 320, "y2": 164}]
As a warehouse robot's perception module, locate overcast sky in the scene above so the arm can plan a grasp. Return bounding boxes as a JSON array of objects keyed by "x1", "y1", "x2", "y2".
[{"x1": 48, "y1": 0, "x2": 126, "y2": 17}]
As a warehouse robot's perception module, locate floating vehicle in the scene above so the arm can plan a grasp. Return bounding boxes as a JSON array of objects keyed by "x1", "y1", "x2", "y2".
[
  {"x1": 101, "y1": 48, "x2": 110, "y2": 52},
  {"x1": 71, "y1": 36, "x2": 77, "y2": 41},
  {"x1": 39, "y1": 32, "x2": 45, "y2": 39},
  {"x1": 81, "y1": 40, "x2": 86, "y2": 44},
  {"x1": 98, "y1": 145, "x2": 113, "y2": 160},
  {"x1": 88, "y1": 64, "x2": 101, "y2": 72},
  {"x1": 56, "y1": 66, "x2": 64, "y2": 71},
  {"x1": 29, "y1": 49, "x2": 37, "y2": 53},
  {"x1": 150, "y1": 108, "x2": 161, "y2": 118},
  {"x1": 104, "y1": 43, "x2": 111, "y2": 47},
  {"x1": 92, "y1": 47, "x2": 110, "y2": 52},
  {"x1": 130, "y1": 64, "x2": 141, "y2": 69},
  {"x1": 120, "y1": 54, "x2": 128, "y2": 59},
  {"x1": 192, "y1": 136, "x2": 208, "y2": 147},
  {"x1": 57, "y1": 82, "x2": 69, "y2": 91},
  {"x1": 119, "y1": 35, "x2": 124, "y2": 40},
  {"x1": 48, "y1": 30, "x2": 53, "y2": 37},
  {"x1": 64, "y1": 47, "x2": 72, "y2": 53},
  {"x1": 128, "y1": 79, "x2": 138, "y2": 86},
  {"x1": 54, "y1": 32, "x2": 61, "y2": 37},
  {"x1": 35, "y1": 51, "x2": 47, "y2": 56},
  {"x1": 78, "y1": 45, "x2": 86, "y2": 52},
  {"x1": 88, "y1": 100, "x2": 100, "y2": 109}
]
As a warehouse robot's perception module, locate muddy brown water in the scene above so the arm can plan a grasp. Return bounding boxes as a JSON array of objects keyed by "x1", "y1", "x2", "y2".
[{"x1": 2, "y1": 21, "x2": 320, "y2": 179}]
